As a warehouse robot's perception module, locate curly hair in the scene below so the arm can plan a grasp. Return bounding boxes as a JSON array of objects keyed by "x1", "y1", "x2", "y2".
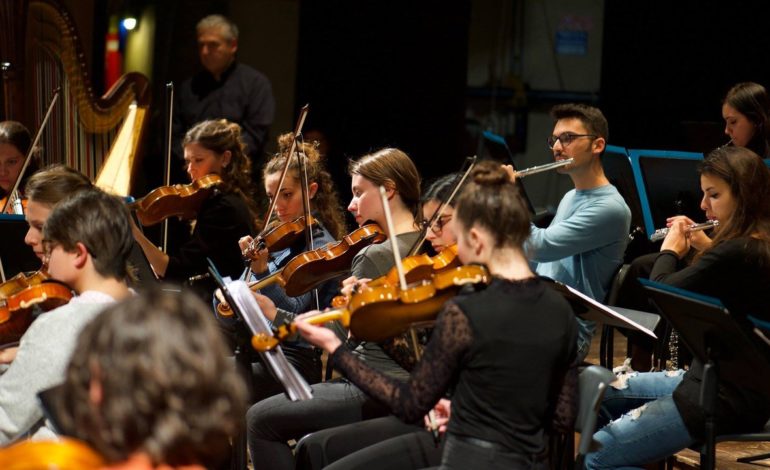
[
  {"x1": 57, "y1": 289, "x2": 247, "y2": 467},
  {"x1": 263, "y1": 132, "x2": 347, "y2": 239},
  {"x1": 455, "y1": 160, "x2": 531, "y2": 248},
  {"x1": 183, "y1": 119, "x2": 258, "y2": 216}
]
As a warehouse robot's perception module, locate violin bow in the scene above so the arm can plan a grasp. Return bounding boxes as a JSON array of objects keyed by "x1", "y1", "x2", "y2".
[
  {"x1": 161, "y1": 82, "x2": 173, "y2": 253},
  {"x1": 295, "y1": 133, "x2": 320, "y2": 310},
  {"x1": 378, "y1": 186, "x2": 408, "y2": 292},
  {"x1": 1, "y1": 89, "x2": 60, "y2": 214},
  {"x1": 406, "y1": 155, "x2": 477, "y2": 257}
]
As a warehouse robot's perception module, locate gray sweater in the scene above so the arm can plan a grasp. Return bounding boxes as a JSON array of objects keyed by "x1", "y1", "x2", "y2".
[{"x1": 0, "y1": 292, "x2": 114, "y2": 442}]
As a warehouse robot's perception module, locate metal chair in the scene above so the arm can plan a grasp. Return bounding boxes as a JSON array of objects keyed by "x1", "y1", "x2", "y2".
[{"x1": 574, "y1": 365, "x2": 615, "y2": 468}]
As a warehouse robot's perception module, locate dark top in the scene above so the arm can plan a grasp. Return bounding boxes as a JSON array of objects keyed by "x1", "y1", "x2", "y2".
[
  {"x1": 349, "y1": 231, "x2": 422, "y2": 381},
  {"x1": 651, "y1": 238, "x2": 770, "y2": 438},
  {"x1": 165, "y1": 189, "x2": 255, "y2": 300},
  {"x1": 173, "y1": 62, "x2": 275, "y2": 167},
  {"x1": 333, "y1": 276, "x2": 578, "y2": 455}
]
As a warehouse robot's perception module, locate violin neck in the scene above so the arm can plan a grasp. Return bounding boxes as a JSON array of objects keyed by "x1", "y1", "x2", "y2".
[
  {"x1": 276, "y1": 307, "x2": 349, "y2": 340},
  {"x1": 248, "y1": 271, "x2": 284, "y2": 292}
]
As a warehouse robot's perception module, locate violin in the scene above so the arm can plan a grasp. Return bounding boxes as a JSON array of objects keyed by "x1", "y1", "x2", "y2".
[
  {"x1": 0, "y1": 272, "x2": 73, "y2": 347},
  {"x1": 131, "y1": 174, "x2": 223, "y2": 226},
  {"x1": 251, "y1": 264, "x2": 491, "y2": 351},
  {"x1": 0, "y1": 437, "x2": 105, "y2": 469},
  {"x1": 217, "y1": 223, "x2": 386, "y2": 316},
  {"x1": 331, "y1": 244, "x2": 461, "y2": 308},
  {"x1": 0, "y1": 195, "x2": 27, "y2": 215},
  {"x1": 248, "y1": 215, "x2": 318, "y2": 254}
]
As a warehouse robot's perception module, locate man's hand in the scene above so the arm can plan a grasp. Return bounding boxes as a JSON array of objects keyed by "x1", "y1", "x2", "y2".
[{"x1": 295, "y1": 311, "x2": 343, "y2": 353}]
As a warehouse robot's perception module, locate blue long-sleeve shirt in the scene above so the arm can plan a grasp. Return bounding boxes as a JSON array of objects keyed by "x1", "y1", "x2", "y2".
[{"x1": 528, "y1": 184, "x2": 630, "y2": 356}]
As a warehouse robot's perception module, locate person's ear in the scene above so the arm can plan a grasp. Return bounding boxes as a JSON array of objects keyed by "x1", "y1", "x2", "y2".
[
  {"x1": 72, "y1": 242, "x2": 89, "y2": 269},
  {"x1": 308, "y1": 182, "x2": 319, "y2": 200},
  {"x1": 593, "y1": 137, "x2": 606, "y2": 155}
]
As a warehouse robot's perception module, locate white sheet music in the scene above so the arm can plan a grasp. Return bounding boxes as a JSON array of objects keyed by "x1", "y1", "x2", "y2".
[{"x1": 228, "y1": 281, "x2": 313, "y2": 401}]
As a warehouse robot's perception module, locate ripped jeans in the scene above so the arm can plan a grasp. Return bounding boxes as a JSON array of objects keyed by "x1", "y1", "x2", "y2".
[{"x1": 584, "y1": 370, "x2": 695, "y2": 470}]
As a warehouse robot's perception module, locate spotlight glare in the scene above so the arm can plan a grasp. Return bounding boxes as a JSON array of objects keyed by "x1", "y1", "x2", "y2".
[{"x1": 122, "y1": 17, "x2": 137, "y2": 30}]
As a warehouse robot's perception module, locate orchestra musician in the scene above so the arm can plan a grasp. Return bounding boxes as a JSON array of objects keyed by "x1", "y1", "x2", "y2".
[
  {"x1": 246, "y1": 147, "x2": 423, "y2": 470},
  {"x1": 0, "y1": 121, "x2": 40, "y2": 213},
  {"x1": 221, "y1": 132, "x2": 347, "y2": 402},
  {"x1": 722, "y1": 82, "x2": 770, "y2": 158},
  {"x1": 585, "y1": 146, "x2": 770, "y2": 469},
  {"x1": 132, "y1": 119, "x2": 257, "y2": 300},
  {"x1": 510, "y1": 103, "x2": 631, "y2": 362},
  {"x1": 0, "y1": 188, "x2": 132, "y2": 443},
  {"x1": 292, "y1": 172, "x2": 464, "y2": 470},
  {"x1": 296, "y1": 161, "x2": 578, "y2": 470},
  {"x1": 0, "y1": 165, "x2": 95, "y2": 365},
  {"x1": 52, "y1": 289, "x2": 247, "y2": 470}
]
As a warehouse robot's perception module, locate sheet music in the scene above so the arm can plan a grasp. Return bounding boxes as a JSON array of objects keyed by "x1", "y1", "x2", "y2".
[
  {"x1": 549, "y1": 280, "x2": 658, "y2": 339},
  {"x1": 227, "y1": 281, "x2": 313, "y2": 401}
]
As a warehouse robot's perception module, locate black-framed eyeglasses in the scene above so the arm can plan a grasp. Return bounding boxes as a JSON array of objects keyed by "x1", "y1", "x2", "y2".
[
  {"x1": 428, "y1": 214, "x2": 452, "y2": 235},
  {"x1": 547, "y1": 133, "x2": 597, "y2": 149}
]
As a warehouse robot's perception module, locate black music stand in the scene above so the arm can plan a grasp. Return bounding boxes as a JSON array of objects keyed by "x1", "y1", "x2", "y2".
[
  {"x1": 641, "y1": 279, "x2": 770, "y2": 470},
  {"x1": 544, "y1": 277, "x2": 660, "y2": 339},
  {"x1": 0, "y1": 214, "x2": 40, "y2": 278}
]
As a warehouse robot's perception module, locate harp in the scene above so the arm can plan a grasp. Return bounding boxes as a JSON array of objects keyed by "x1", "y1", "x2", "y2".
[{"x1": 1, "y1": 0, "x2": 150, "y2": 196}]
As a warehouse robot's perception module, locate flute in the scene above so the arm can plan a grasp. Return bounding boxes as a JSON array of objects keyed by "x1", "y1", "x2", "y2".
[
  {"x1": 514, "y1": 158, "x2": 573, "y2": 177},
  {"x1": 650, "y1": 220, "x2": 719, "y2": 242}
]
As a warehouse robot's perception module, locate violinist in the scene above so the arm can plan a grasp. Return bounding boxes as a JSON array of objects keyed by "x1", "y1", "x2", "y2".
[
  {"x1": 290, "y1": 173, "x2": 466, "y2": 470},
  {"x1": 296, "y1": 161, "x2": 577, "y2": 470},
  {"x1": 246, "y1": 148, "x2": 423, "y2": 470},
  {"x1": 225, "y1": 132, "x2": 347, "y2": 401},
  {"x1": 132, "y1": 119, "x2": 257, "y2": 300},
  {"x1": 0, "y1": 121, "x2": 40, "y2": 213},
  {"x1": 0, "y1": 165, "x2": 94, "y2": 365},
  {"x1": 0, "y1": 188, "x2": 133, "y2": 443},
  {"x1": 585, "y1": 147, "x2": 770, "y2": 469}
]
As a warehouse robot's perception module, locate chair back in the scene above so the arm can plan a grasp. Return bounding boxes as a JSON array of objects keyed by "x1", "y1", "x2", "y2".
[{"x1": 576, "y1": 365, "x2": 615, "y2": 459}]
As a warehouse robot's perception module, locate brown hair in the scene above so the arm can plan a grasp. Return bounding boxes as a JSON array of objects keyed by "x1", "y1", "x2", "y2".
[
  {"x1": 263, "y1": 133, "x2": 347, "y2": 239},
  {"x1": 697, "y1": 146, "x2": 770, "y2": 261},
  {"x1": 0, "y1": 121, "x2": 41, "y2": 197},
  {"x1": 348, "y1": 148, "x2": 422, "y2": 221},
  {"x1": 724, "y1": 82, "x2": 770, "y2": 158},
  {"x1": 455, "y1": 161, "x2": 531, "y2": 248},
  {"x1": 183, "y1": 119, "x2": 258, "y2": 215},
  {"x1": 58, "y1": 288, "x2": 247, "y2": 467},
  {"x1": 550, "y1": 103, "x2": 609, "y2": 142},
  {"x1": 24, "y1": 164, "x2": 93, "y2": 207},
  {"x1": 43, "y1": 189, "x2": 133, "y2": 280}
]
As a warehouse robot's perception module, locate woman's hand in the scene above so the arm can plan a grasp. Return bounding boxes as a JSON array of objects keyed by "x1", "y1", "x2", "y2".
[
  {"x1": 424, "y1": 398, "x2": 451, "y2": 435},
  {"x1": 661, "y1": 218, "x2": 691, "y2": 259},
  {"x1": 239, "y1": 235, "x2": 269, "y2": 274},
  {"x1": 251, "y1": 291, "x2": 278, "y2": 321},
  {"x1": 665, "y1": 216, "x2": 712, "y2": 252},
  {"x1": 340, "y1": 275, "x2": 372, "y2": 297},
  {"x1": 0, "y1": 347, "x2": 19, "y2": 364},
  {"x1": 295, "y1": 311, "x2": 343, "y2": 353}
]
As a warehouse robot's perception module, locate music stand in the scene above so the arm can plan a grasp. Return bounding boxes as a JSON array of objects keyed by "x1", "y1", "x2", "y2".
[
  {"x1": 641, "y1": 279, "x2": 770, "y2": 470},
  {"x1": 628, "y1": 149, "x2": 704, "y2": 239},
  {"x1": 543, "y1": 278, "x2": 659, "y2": 338},
  {"x1": 0, "y1": 214, "x2": 40, "y2": 279}
]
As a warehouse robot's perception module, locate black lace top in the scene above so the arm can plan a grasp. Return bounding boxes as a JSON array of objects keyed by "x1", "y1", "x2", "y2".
[{"x1": 332, "y1": 276, "x2": 577, "y2": 455}]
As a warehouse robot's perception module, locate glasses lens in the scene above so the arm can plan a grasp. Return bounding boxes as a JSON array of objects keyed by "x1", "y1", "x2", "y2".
[{"x1": 547, "y1": 135, "x2": 557, "y2": 149}]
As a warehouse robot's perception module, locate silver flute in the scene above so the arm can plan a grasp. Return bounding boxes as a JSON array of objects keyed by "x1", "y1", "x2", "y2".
[
  {"x1": 650, "y1": 220, "x2": 719, "y2": 242},
  {"x1": 514, "y1": 158, "x2": 573, "y2": 177}
]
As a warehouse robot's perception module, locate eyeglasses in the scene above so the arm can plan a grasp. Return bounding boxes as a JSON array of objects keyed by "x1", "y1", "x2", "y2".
[
  {"x1": 547, "y1": 133, "x2": 597, "y2": 149},
  {"x1": 428, "y1": 215, "x2": 452, "y2": 236}
]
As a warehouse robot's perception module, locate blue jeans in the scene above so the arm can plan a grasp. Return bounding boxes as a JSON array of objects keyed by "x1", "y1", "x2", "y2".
[{"x1": 585, "y1": 370, "x2": 695, "y2": 470}]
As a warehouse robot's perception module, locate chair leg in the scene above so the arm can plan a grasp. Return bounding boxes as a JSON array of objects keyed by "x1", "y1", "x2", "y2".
[{"x1": 737, "y1": 452, "x2": 770, "y2": 464}]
